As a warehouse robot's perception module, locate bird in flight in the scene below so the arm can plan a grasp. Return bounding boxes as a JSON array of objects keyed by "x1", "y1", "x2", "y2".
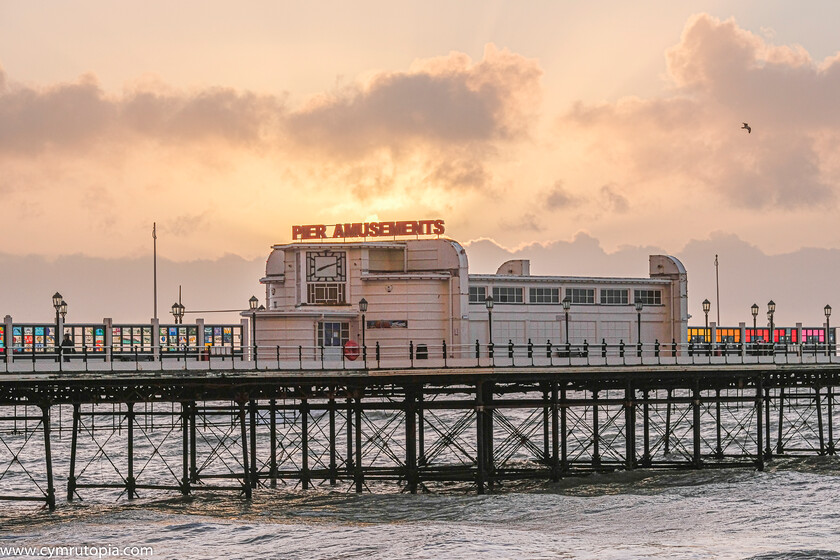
[{"x1": 741, "y1": 122, "x2": 751, "y2": 133}]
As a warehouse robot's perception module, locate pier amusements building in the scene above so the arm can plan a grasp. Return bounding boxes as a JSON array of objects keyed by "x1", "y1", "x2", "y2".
[{"x1": 251, "y1": 220, "x2": 689, "y2": 359}]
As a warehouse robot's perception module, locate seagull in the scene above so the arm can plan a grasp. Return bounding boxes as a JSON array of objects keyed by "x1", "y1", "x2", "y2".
[{"x1": 741, "y1": 122, "x2": 751, "y2": 133}]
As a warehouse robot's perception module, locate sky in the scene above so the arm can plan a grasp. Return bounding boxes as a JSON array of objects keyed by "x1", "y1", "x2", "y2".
[{"x1": 2, "y1": 1, "x2": 840, "y2": 326}]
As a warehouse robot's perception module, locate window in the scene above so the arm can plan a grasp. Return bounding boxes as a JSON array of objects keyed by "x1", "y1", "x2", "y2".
[
  {"x1": 529, "y1": 287, "x2": 560, "y2": 304},
  {"x1": 600, "y1": 289, "x2": 628, "y2": 305},
  {"x1": 307, "y1": 283, "x2": 346, "y2": 305},
  {"x1": 469, "y1": 286, "x2": 487, "y2": 303},
  {"x1": 492, "y1": 286, "x2": 523, "y2": 303},
  {"x1": 567, "y1": 288, "x2": 595, "y2": 304},
  {"x1": 634, "y1": 289, "x2": 662, "y2": 305},
  {"x1": 318, "y1": 322, "x2": 349, "y2": 347},
  {"x1": 688, "y1": 327, "x2": 708, "y2": 343}
]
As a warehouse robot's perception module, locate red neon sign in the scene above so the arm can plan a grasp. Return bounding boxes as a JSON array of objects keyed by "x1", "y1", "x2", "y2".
[{"x1": 292, "y1": 220, "x2": 445, "y2": 240}]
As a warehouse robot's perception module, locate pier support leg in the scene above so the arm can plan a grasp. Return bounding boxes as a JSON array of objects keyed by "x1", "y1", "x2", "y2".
[
  {"x1": 484, "y1": 382, "x2": 495, "y2": 487},
  {"x1": 664, "y1": 389, "x2": 672, "y2": 456},
  {"x1": 476, "y1": 381, "x2": 487, "y2": 494},
  {"x1": 777, "y1": 387, "x2": 785, "y2": 455},
  {"x1": 239, "y1": 401, "x2": 252, "y2": 500},
  {"x1": 560, "y1": 387, "x2": 568, "y2": 473},
  {"x1": 405, "y1": 385, "x2": 418, "y2": 494},
  {"x1": 127, "y1": 403, "x2": 137, "y2": 499},
  {"x1": 592, "y1": 390, "x2": 601, "y2": 468},
  {"x1": 418, "y1": 393, "x2": 426, "y2": 467},
  {"x1": 269, "y1": 398, "x2": 277, "y2": 488},
  {"x1": 715, "y1": 389, "x2": 723, "y2": 460},
  {"x1": 542, "y1": 387, "x2": 550, "y2": 465},
  {"x1": 550, "y1": 382, "x2": 560, "y2": 481},
  {"x1": 41, "y1": 404, "x2": 55, "y2": 511},
  {"x1": 816, "y1": 386, "x2": 825, "y2": 456},
  {"x1": 756, "y1": 375, "x2": 765, "y2": 471},
  {"x1": 346, "y1": 398, "x2": 354, "y2": 474},
  {"x1": 189, "y1": 402, "x2": 197, "y2": 484},
  {"x1": 692, "y1": 382, "x2": 702, "y2": 468},
  {"x1": 301, "y1": 398, "x2": 310, "y2": 489},
  {"x1": 354, "y1": 396, "x2": 363, "y2": 493},
  {"x1": 828, "y1": 386, "x2": 835, "y2": 455},
  {"x1": 641, "y1": 390, "x2": 651, "y2": 467},
  {"x1": 328, "y1": 395, "x2": 337, "y2": 485},
  {"x1": 180, "y1": 402, "x2": 190, "y2": 496},
  {"x1": 249, "y1": 400, "x2": 258, "y2": 489},
  {"x1": 67, "y1": 403, "x2": 80, "y2": 502},
  {"x1": 764, "y1": 386, "x2": 772, "y2": 461},
  {"x1": 625, "y1": 383, "x2": 635, "y2": 470}
]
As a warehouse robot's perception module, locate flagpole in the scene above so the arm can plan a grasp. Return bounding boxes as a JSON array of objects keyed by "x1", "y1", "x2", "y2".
[
  {"x1": 153, "y1": 223, "x2": 158, "y2": 321},
  {"x1": 715, "y1": 254, "x2": 720, "y2": 325}
]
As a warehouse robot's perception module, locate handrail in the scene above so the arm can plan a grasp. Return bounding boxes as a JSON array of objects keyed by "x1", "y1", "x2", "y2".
[{"x1": 1, "y1": 339, "x2": 837, "y2": 374}]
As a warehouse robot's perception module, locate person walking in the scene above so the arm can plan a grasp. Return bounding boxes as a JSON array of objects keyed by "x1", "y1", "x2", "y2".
[{"x1": 61, "y1": 333, "x2": 75, "y2": 362}]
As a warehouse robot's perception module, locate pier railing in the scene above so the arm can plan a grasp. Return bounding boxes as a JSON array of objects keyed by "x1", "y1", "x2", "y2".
[{"x1": 1, "y1": 339, "x2": 837, "y2": 373}]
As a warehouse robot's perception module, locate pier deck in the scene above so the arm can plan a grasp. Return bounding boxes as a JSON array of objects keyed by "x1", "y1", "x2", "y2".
[{"x1": 2, "y1": 358, "x2": 838, "y2": 511}]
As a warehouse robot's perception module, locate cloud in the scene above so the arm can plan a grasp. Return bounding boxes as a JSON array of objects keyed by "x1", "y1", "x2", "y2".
[
  {"x1": 0, "y1": 73, "x2": 283, "y2": 156},
  {"x1": 600, "y1": 184, "x2": 629, "y2": 212},
  {"x1": 545, "y1": 180, "x2": 580, "y2": 210},
  {"x1": 286, "y1": 45, "x2": 542, "y2": 155},
  {"x1": 0, "y1": 45, "x2": 540, "y2": 201},
  {"x1": 560, "y1": 13, "x2": 840, "y2": 210},
  {"x1": 283, "y1": 44, "x2": 541, "y2": 194},
  {"x1": 121, "y1": 88, "x2": 282, "y2": 146}
]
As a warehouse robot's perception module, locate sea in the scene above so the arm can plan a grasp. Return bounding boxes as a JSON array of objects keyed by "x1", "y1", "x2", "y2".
[{"x1": 1, "y1": 405, "x2": 839, "y2": 559}]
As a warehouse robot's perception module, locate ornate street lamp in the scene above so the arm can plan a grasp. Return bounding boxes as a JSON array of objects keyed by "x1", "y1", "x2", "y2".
[
  {"x1": 359, "y1": 298, "x2": 368, "y2": 364},
  {"x1": 52, "y1": 292, "x2": 63, "y2": 358},
  {"x1": 249, "y1": 295, "x2": 259, "y2": 366},
  {"x1": 485, "y1": 295, "x2": 494, "y2": 357},
  {"x1": 171, "y1": 302, "x2": 185, "y2": 324},
  {"x1": 751, "y1": 303, "x2": 759, "y2": 335},
  {"x1": 635, "y1": 300, "x2": 644, "y2": 357},
  {"x1": 562, "y1": 296, "x2": 571, "y2": 346},
  {"x1": 702, "y1": 299, "x2": 711, "y2": 354},
  {"x1": 825, "y1": 304, "x2": 832, "y2": 356},
  {"x1": 767, "y1": 300, "x2": 776, "y2": 355}
]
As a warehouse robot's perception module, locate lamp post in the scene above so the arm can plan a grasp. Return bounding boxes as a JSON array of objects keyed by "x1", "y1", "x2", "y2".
[
  {"x1": 249, "y1": 295, "x2": 259, "y2": 365},
  {"x1": 562, "y1": 296, "x2": 571, "y2": 346},
  {"x1": 767, "y1": 300, "x2": 776, "y2": 355},
  {"x1": 359, "y1": 298, "x2": 368, "y2": 365},
  {"x1": 485, "y1": 295, "x2": 494, "y2": 358},
  {"x1": 52, "y1": 291, "x2": 63, "y2": 329},
  {"x1": 52, "y1": 292, "x2": 63, "y2": 358},
  {"x1": 635, "y1": 300, "x2": 643, "y2": 357},
  {"x1": 825, "y1": 304, "x2": 832, "y2": 356},
  {"x1": 702, "y1": 299, "x2": 711, "y2": 355},
  {"x1": 170, "y1": 302, "x2": 185, "y2": 324}
]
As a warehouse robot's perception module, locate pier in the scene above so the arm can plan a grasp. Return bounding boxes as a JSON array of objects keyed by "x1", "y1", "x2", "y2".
[{"x1": 1, "y1": 342, "x2": 839, "y2": 511}]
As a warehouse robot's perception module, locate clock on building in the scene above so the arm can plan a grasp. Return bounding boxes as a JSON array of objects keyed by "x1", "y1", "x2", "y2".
[{"x1": 307, "y1": 251, "x2": 346, "y2": 281}]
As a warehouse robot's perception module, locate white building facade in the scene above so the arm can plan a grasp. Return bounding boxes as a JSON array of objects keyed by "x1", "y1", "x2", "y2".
[{"x1": 253, "y1": 228, "x2": 688, "y2": 360}]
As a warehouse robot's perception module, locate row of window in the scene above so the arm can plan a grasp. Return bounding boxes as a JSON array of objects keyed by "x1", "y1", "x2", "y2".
[
  {"x1": 688, "y1": 327, "x2": 835, "y2": 344},
  {"x1": 301, "y1": 281, "x2": 662, "y2": 308},
  {"x1": 3, "y1": 325, "x2": 242, "y2": 352},
  {"x1": 469, "y1": 286, "x2": 662, "y2": 306}
]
